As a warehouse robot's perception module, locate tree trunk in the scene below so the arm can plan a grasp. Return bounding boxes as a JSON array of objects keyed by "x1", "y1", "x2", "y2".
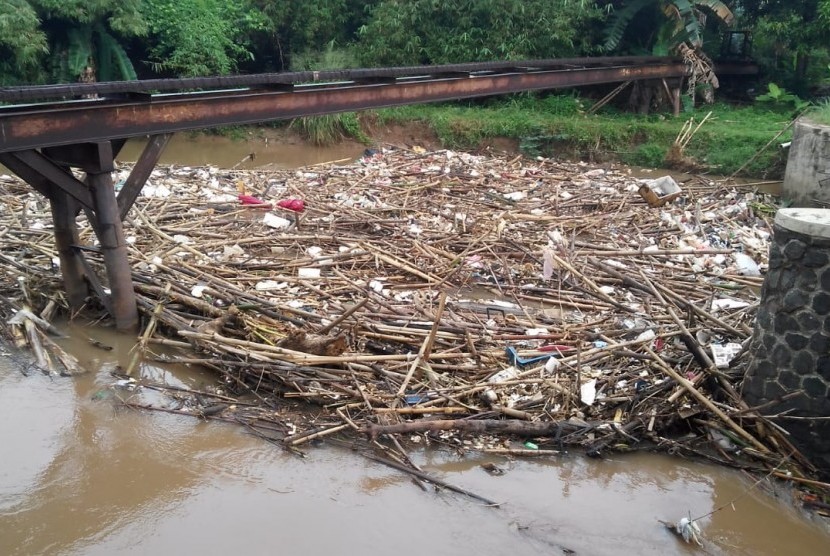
[{"x1": 795, "y1": 52, "x2": 810, "y2": 94}]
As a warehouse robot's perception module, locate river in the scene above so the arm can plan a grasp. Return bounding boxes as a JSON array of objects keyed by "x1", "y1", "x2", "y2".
[{"x1": 1, "y1": 135, "x2": 828, "y2": 555}]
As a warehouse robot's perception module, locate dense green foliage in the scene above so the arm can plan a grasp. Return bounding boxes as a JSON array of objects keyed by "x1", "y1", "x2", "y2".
[
  {"x1": 0, "y1": 0, "x2": 828, "y2": 96},
  {"x1": 356, "y1": 0, "x2": 602, "y2": 66},
  {"x1": 809, "y1": 100, "x2": 830, "y2": 126},
  {"x1": 731, "y1": 1, "x2": 830, "y2": 93},
  {"x1": 140, "y1": 0, "x2": 267, "y2": 76},
  {"x1": 0, "y1": 1, "x2": 48, "y2": 84},
  {"x1": 0, "y1": 0, "x2": 147, "y2": 83}
]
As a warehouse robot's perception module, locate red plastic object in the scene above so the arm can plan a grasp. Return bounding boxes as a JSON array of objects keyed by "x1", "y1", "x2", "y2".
[
  {"x1": 277, "y1": 198, "x2": 305, "y2": 212},
  {"x1": 238, "y1": 194, "x2": 271, "y2": 208}
]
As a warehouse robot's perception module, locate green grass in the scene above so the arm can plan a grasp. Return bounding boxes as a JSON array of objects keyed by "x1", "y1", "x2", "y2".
[
  {"x1": 375, "y1": 96, "x2": 794, "y2": 177},
  {"x1": 291, "y1": 112, "x2": 370, "y2": 146},
  {"x1": 807, "y1": 99, "x2": 830, "y2": 126}
]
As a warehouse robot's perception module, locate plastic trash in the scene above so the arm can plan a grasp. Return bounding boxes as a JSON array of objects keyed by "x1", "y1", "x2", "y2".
[
  {"x1": 505, "y1": 346, "x2": 573, "y2": 367},
  {"x1": 676, "y1": 517, "x2": 703, "y2": 546},
  {"x1": 255, "y1": 280, "x2": 285, "y2": 291},
  {"x1": 580, "y1": 379, "x2": 597, "y2": 406},
  {"x1": 711, "y1": 343, "x2": 742, "y2": 368},
  {"x1": 711, "y1": 298, "x2": 751, "y2": 312},
  {"x1": 734, "y1": 252, "x2": 761, "y2": 276},
  {"x1": 277, "y1": 198, "x2": 305, "y2": 212},
  {"x1": 481, "y1": 389, "x2": 499, "y2": 405},
  {"x1": 488, "y1": 366, "x2": 520, "y2": 383},
  {"x1": 638, "y1": 176, "x2": 682, "y2": 207},
  {"x1": 404, "y1": 393, "x2": 425, "y2": 405},
  {"x1": 222, "y1": 244, "x2": 245, "y2": 258},
  {"x1": 503, "y1": 191, "x2": 526, "y2": 201},
  {"x1": 263, "y1": 212, "x2": 292, "y2": 229},
  {"x1": 239, "y1": 194, "x2": 271, "y2": 208},
  {"x1": 544, "y1": 357, "x2": 561, "y2": 373},
  {"x1": 636, "y1": 329, "x2": 656, "y2": 342}
]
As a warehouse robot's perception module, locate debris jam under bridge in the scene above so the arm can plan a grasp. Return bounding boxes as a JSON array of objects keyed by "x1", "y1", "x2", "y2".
[{"x1": 0, "y1": 56, "x2": 756, "y2": 329}]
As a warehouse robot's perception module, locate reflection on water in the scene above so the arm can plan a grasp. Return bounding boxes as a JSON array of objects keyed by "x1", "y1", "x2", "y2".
[{"x1": 1, "y1": 322, "x2": 828, "y2": 556}]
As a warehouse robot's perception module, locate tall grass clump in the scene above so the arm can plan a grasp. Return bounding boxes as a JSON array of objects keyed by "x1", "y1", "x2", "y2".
[
  {"x1": 292, "y1": 112, "x2": 369, "y2": 146},
  {"x1": 808, "y1": 99, "x2": 830, "y2": 125},
  {"x1": 290, "y1": 42, "x2": 369, "y2": 145}
]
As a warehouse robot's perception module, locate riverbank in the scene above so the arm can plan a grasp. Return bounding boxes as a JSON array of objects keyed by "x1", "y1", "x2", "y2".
[{"x1": 272, "y1": 97, "x2": 797, "y2": 179}]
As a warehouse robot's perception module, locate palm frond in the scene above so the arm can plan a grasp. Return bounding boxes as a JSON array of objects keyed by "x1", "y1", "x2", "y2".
[
  {"x1": 95, "y1": 24, "x2": 137, "y2": 81},
  {"x1": 694, "y1": 0, "x2": 734, "y2": 26},
  {"x1": 602, "y1": 0, "x2": 653, "y2": 52},
  {"x1": 66, "y1": 27, "x2": 93, "y2": 78}
]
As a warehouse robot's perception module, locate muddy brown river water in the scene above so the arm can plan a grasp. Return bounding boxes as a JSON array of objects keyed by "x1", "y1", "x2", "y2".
[
  {"x1": 1, "y1": 136, "x2": 828, "y2": 555},
  {"x1": 117, "y1": 133, "x2": 366, "y2": 170}
]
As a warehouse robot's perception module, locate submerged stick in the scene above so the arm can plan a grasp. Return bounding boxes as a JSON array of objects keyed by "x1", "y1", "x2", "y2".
[{"x1": 361, "y1": 451, "x2": 500, "y2": 507}]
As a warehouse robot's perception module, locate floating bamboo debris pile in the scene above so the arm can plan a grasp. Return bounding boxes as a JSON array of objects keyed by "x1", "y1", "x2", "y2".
[{"x1": 1, "y1": 147, "x2": 815, "y2": 479}]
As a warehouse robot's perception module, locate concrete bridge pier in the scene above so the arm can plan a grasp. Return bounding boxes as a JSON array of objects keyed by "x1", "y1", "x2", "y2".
[{"x1": 743, "y1": 208, "x2": 830, "y2": 478}]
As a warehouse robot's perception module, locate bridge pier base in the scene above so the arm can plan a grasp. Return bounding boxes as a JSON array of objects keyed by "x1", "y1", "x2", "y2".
[
  {"x1": 88, "y1": 168, "x2": 139, "y2": 332},
  {"x1": 0, "y1": 136, "x2": 170, "y2": 332},
  {"x1": 49, "y1": 189, "x2": 88, "y2": 311}
]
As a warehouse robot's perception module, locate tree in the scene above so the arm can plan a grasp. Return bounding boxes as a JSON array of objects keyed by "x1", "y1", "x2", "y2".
[
  {"x1": 35, "y1": 0, "x2": 147, "y2": 82},
  {"x1": 600, "y1": 1, "x2": 735, "y2": 106},
  {"x1": 245, "y1": 0, "x2": 371, "y2": 71},
  {"x1": 732, "y1": 1, "x2": 830, "y2": 91},
  {"x1": 0, "y1": 0, "x2": 48, "y2": 84},
  {"x1": 0, "y1": 0, "x2": 146, "y2": 85},
  {"x1": 356, "y1": 0, "x2": 602, "y2": 67},
  {"x1": 139, "y1": 0, "x2": 269, "y2": 76}
]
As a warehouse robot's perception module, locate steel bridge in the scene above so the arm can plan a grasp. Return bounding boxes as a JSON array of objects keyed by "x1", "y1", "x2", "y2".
[{"x1": 0, "y1": 56, "x2": 757, "y2": 330}]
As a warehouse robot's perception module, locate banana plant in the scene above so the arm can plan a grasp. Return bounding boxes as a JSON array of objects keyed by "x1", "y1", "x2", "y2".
[
  {"x1": 603, "y1": 0, "x2": 734, "y2": 53},
  {"x1": 51, "y1": 23, "x2": 137, "y2": 83}
]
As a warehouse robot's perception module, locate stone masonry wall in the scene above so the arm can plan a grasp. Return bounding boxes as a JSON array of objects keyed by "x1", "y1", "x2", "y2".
[{"x1": 744, "y1": 225, "x2": 830, "y2": 478}]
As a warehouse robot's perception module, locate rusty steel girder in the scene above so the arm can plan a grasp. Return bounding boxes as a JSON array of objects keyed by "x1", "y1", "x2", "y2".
[{"x1": 0, "y1": 63, "x2": 688, "y2": 152}]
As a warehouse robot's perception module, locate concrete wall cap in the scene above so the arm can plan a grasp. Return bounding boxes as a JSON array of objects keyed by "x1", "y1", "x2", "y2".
[
  {"x1": 776, "y1": 208, "x2": 830, "y2": 239},
  {"x1": 797, "y1": 118, "x2": 830, "y2": 132}
]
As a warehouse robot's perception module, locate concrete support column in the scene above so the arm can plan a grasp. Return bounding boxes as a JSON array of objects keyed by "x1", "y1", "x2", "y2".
[{"x1": 744, "y1": 208, "x2": 830, "y2": 478}]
